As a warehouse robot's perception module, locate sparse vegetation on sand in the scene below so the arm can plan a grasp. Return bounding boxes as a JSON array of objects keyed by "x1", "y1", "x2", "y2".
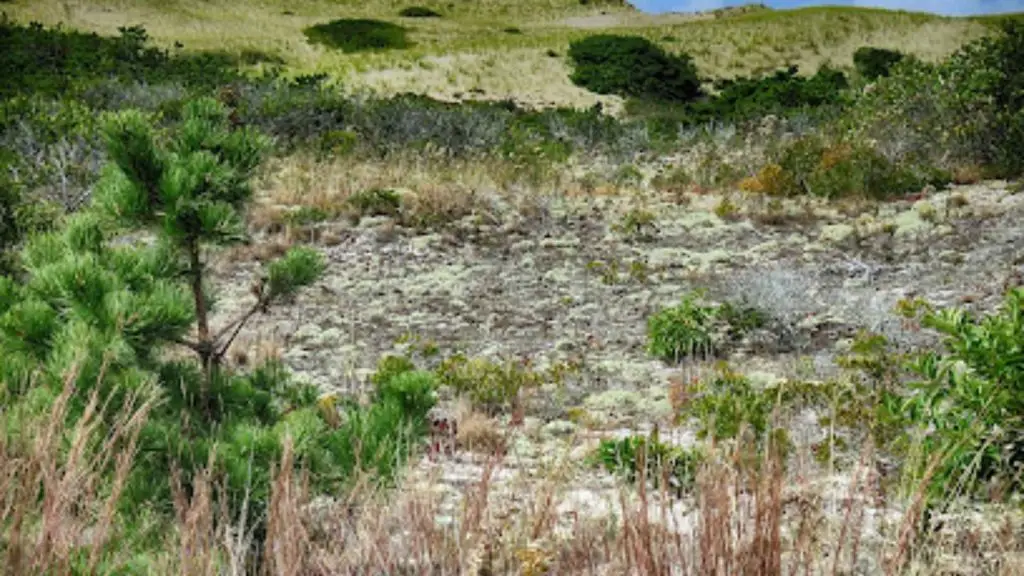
[{"x1": 1, "y1": 2, "x2": 1024, "y2": 574}]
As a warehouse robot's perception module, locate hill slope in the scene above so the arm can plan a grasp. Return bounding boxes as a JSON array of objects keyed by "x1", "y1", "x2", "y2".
[{"x1": 2, "y1": 1, "x2": 999, "y2": 109}]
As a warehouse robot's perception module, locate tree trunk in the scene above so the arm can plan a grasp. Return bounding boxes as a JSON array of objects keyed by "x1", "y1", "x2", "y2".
[{"x1": 188, "y1": 240, "x2": 214, "y2": 399}]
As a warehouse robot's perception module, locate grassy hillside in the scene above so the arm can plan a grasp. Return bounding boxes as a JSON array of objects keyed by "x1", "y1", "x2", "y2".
[{"x1": 3, "y1": 0, "x2": 995, "y2": 109}]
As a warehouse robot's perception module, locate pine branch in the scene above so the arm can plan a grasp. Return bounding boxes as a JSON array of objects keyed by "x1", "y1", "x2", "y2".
[
  {"x1": 172, "y1": 336, "x2": 203, "y2": 354},
  {"x1": 211, "y1": 276, "x2": 271, "y2": 361},
  {"x1": 213, "y1": 299, "x2": 267, "y2": 362}
]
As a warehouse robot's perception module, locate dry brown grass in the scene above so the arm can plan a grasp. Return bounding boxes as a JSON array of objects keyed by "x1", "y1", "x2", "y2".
[
  {"x1": 225, "y1": 330, "x2": 287, "y2": 371},
  {"x1": 0, "y1": 363, "x2": 158, "y2": 575},
  {"x1": 249, "y1": 153, "x2": 561, "y2": 242},
  {"x1": 2, "y1": 376, "x2": 1021, "y2": 576},
  {"x1": 453, "y1": 399, "x2": 508, "y2": 457},
  {"x1": 264, "y1": 436, "x2": 1019, "y2": 576}
]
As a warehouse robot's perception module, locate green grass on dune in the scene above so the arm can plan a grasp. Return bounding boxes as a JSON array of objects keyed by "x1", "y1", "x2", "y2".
[{"x1": 1, "y1": 1, "x2": 1018, "y2": 108}]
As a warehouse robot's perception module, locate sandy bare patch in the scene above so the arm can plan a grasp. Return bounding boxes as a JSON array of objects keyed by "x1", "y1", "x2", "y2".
[
  {"x1": 356, "y1": 51, "x2": 625, "y2": 112},
  {"x1": 560, "y1": 14, "x2": 627, "y2": 29}
]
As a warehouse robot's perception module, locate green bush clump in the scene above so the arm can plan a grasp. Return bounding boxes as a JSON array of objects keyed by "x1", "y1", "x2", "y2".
[
  {"x1": 346, "y1": 188, "x2": 402, "y2": 223},
  {"x1": 303, "y1": 18, "x2": 410, "y2": 53},
  {"x1": 647, "y1": 293, "x2": 718, "y2": 362},
  {"x1": 567, "y1": 34, "x2": 702, "y2": 102},
  {"x1": 399, "y1": 6, "x2": 442, "y2": 18},
  {"x1": 848, "y1": 21, "x2": 1024, "y2": 178},
  {"x1": 900, "y1": 290, "x2": 1024, "y2": 500},
  {"x1": 590, "y1": 430, "x2": 703, "y2": 496},
  {"x1": 435, "y1": 355, "x2": 542, "y2": 415},
  {"x1": 623, "y1": 63, "x2": 849, "y2": 130},
  {"x1": 707, "y1": 64, "x2": 849, "y2": 119},
  {"x1": 853, "y1": 46, "x2": 905, "y2": 80},
  {"x1": 681, "y1": 367, "x2": 784, "y2": 449},
  {"x1": 0, "y1": 18, "x2": 246, "y2": 100},
  {"x1": 950, "y1": 20, "x2": 1024, "y2": 176},
  {"x1": 320, "y1": 365, "x2": 437, "y2": 484},
  {"x1": 769, "y1": 136, "x2": 946, "y2": 199},
  {"x1": 647, "y1": 292, "x2": 769, "y2": 363},
  {"x1": 809, "y1": 291, "x2": 1024, "y2": 503}
]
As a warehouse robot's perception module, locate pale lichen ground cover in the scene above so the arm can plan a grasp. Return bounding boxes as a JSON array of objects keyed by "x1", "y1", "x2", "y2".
[{"x1": 205, "y1": 165, "x2": 1023, "y2": 571}]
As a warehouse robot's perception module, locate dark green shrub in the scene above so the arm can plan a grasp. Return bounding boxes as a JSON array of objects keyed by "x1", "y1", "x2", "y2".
[
  {"x1": 399, "y1": 6, "x2": 443, "y2": 18},
  {"x1": 503, "y1": 27, "x2": 523, "y2": 35},
  {"x1": 567, "y1": 34, "x2": 702, "y2": 102},
  {"x1": 853, "y1": 46, "x2": 905, "y2": 80},
  {"x1": 303, "y1": 19, "x2": 410, "y2": 53},
  {"x1": 0, "y1": 18, "x2": 245, "y2": 100},
  {"x1": 709, "y1": 64, "x2": 849, "y2": 118},
  {"x1": 848, "y1": 21, "x2": 1024, "y2": 178},
  {"x1": 591, "y1": 430, "x2": 703, "y2": 496},
  {"x1": 624, "y1": 63, "x2": 849, "y2": 128}
]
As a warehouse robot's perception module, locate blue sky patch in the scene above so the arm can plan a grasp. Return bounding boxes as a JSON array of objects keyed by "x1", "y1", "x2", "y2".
[{"x1": 631, "y1": 0, "x2": 1024, "y2": 17}]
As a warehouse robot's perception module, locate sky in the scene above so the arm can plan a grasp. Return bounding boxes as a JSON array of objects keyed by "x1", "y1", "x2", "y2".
[{"x1": 631, "y1": 0, "x2": 1024, "y2": 16}]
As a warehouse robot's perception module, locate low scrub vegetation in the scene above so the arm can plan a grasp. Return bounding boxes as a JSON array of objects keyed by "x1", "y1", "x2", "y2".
[
  {"x1": 742, "y1": 136, "x2": 948, "y2": 199},
  {"x1": 847, "y1": 20, "x2": 1024, "y2": 178},
  {"x1": 4, "y1": 17, "x2": 1023, "y2": 256},
  {"x1": 646, "y1": 292, "x2": 768, "y2": 362},
  {"x1": 0, "y1": 17, "x2": 246, "y2": 100},
  {"x1": 590, "y1": 430, "x2": 704, "y2": 496},
  {"x1": 648, "y1": 286, "x2": 1024, "y2": 506}
]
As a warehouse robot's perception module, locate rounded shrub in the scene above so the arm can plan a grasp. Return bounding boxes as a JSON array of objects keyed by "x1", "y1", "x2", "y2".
[
  {"x1": 647, "y1": 292, "x2": 717, "y2": 362},
  {"x1": 303, "y1": 18, "x2": 410, "y2": 53},
  {"x1": 567, "y1": 34, "x2": 702, "y2": 102},
  {"x1": 399, "y1": 6, "x2": 442, "y2": 18},
  {"x1": 853, "y1": 46, "x2": 905, "y2": 80}
]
